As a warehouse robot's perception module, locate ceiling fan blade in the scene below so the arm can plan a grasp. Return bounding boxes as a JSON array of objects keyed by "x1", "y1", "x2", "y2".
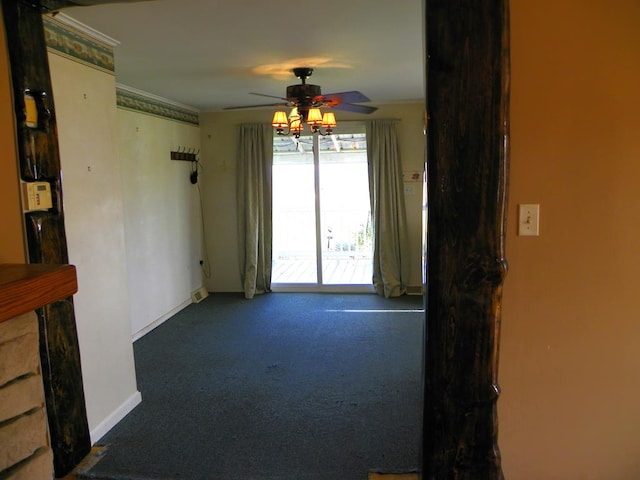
[
  {"x1": 331, "y1": 103, "x2": 378, "y2": 114},
  {"x1": 250, "y1": 92, "x2": 289, "y2": 101},
  {"x1": 223, "y1": 102, "x2": 284, "y2": 110},
  {"x1": 320, "y1": 91, "x2": 371, "y2": 105}
]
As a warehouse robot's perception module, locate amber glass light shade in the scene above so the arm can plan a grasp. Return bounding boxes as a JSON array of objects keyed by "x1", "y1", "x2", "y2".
[
  {"x1": 307, "y1": 108, "x2": 323, "y2": 127},
  {"x1": 321, "y1": 112, "x2": 337, "y2": 129},
  {"x1": 271, "y1": 110, "x2": 288, "y2": 129},
  {"x1": 290, "y1": 117, "x2": 303, "y2": 134}
]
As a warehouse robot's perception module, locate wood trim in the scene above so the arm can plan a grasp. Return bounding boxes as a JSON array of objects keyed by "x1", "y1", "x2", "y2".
[{"x1": 0, "y1": 264, "x2": 78, "y2": 323}]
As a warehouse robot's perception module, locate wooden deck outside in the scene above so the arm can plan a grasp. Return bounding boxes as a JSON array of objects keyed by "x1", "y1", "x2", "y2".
[{"x1": 272, "y1": 254, "x2": 373, "y2": 285}]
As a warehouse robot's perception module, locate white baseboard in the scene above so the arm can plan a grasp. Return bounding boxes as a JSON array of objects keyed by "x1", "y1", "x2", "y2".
[
  {"x1": 90, "y1": 390, "x2": 142, "y2": 444},
  {"x1": 132, "y1": 297, "x2": 192, "y2": 342}
]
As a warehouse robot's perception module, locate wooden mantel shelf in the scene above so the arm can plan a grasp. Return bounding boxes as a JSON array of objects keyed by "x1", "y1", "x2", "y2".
[{"x1": 0, "y1": 264, "x2": 78, "y2": 323}]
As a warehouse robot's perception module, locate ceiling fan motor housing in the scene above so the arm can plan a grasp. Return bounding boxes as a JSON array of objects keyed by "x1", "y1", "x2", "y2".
[{"x1": 286, "y1": 83, "x2": 322, "y2": 106}]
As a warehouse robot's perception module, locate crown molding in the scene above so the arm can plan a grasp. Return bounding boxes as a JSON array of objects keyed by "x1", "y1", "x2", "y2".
[{"x1": 45, "y1": 12, "x2": 119, "y2": 48}]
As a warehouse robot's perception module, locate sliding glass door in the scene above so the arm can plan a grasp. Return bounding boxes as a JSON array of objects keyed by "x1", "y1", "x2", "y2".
[{"x1": 272, "y1": 132, "x2": 373, "y2": 291}]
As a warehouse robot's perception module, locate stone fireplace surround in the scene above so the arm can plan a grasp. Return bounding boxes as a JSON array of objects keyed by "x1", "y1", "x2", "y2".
[{"x1": 0, "y1": 264, "x2": 79, "y2": 480}]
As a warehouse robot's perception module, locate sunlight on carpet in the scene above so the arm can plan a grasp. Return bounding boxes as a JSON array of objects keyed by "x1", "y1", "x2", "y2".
[{"x1": 325, "y1": 309, "x2": 424, "y2": 313}]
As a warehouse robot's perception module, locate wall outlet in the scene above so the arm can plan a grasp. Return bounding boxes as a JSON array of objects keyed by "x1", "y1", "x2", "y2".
[
  {"x1": 191, "y1": 287, "x2": 209, "y2": 303},
  {"x1": 404, "y1": 184, "x2": 416, "y2": 196}
]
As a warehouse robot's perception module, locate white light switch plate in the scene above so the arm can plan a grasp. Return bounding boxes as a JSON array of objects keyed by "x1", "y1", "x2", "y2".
[{"x1": 518, "y1": 204, "x2": 540, "y2": 236}]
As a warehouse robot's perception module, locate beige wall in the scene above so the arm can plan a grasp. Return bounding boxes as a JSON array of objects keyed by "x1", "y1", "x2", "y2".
[
  {"x1": 0, "y1": 9, "x2": 26, "y2": 263},
  {"x1": 117, "y1": 102, "x2": 202, "y2": 338},
  {"x1": 500, "y1": 1, "x2": 640, "y2": 478},
  {"x1": 48, "y1": 51, "x2": 141, "y2": 442},
  {"x1": 200, "y1": 103, "x2": 426, "y2": 292}
]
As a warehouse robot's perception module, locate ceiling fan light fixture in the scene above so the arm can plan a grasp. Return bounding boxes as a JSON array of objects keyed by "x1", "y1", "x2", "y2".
[
  {"x1": 271, "y1": 110, "x2": 289, "y2": 135},
  {"x1": 274, "y1": 106, "x2": 337, "y2": 138},
  {"x1": 290, "y1": 117, "x2": 304, "y2": 135},
  {"x1": 307, "y1": 108, "x2": 323, "y2": 127},
  {"x1": 288, "y1": 107, "x2": 300, "y2": 121},
  {"x1": 322, "y1": 112, "x2": 337, "y2": 130},
  {"x1": 272, "y1": 110, "x2": 288, "y2": 127}
]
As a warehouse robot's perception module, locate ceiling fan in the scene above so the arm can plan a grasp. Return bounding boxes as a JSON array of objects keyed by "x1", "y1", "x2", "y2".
[{"x1": 225, "y1": 67, "x2": 377, "y2": 137}]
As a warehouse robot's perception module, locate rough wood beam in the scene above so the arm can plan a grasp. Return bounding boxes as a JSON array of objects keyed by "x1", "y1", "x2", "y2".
[{"x1": 423, "y1": 0, "x2": 510, "y2": 478}]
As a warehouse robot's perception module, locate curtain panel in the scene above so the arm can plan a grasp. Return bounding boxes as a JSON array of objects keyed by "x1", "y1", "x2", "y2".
[
  {"x1": 237, "y1": 124, "x2": 273, "y2": 299},
  {"x1": 366, "y1": 119, "x2": 410, "y2": 297}
]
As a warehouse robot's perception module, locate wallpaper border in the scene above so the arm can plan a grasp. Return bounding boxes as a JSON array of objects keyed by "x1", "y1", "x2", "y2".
[
  {"x1": 116, "y1": 87, "x2": 200, "y2": 126},
  {"x1": 44, "y1": 14, "x2": 115, "y2": 74}
]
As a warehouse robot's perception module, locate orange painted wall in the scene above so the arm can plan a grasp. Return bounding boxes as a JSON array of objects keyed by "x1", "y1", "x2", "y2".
[
  {"x1": 0, "y1": 7, "x2": 26, "y2": 263},
  {"x1": 500, "y1": 1, "x2": 640, "y2": 478}
]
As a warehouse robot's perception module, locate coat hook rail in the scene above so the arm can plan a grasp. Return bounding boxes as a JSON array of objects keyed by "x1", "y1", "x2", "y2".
[{"x1": 170, "y1": 147, "x2": 199, "y2": 162}]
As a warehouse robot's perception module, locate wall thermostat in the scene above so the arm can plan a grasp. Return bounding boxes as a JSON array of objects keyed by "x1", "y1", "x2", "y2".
[{"x1": 22, "y1": 181, "x2": 53, "y2": 211}]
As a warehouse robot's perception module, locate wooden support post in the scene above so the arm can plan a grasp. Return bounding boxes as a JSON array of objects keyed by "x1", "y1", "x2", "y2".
[
  {"x1": 423, "y1": 0, "x2": 510, "y2": 478},
  {"x1": 1, "y1": 1, "x2": 91, "y2": 476}
]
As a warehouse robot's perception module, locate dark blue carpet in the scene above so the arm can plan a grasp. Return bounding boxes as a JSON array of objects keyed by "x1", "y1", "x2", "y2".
[{"x1": 83, "y1": 293, "x2": 424, "y2": 480}]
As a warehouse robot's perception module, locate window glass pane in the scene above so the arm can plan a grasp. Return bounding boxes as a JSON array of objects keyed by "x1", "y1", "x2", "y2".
[
  {"x1": 318, "y1": 135, "x2": 372, "y2": 285},
  {"x1": 272, "y1": 137, "x2": 317, "y2": 283}
]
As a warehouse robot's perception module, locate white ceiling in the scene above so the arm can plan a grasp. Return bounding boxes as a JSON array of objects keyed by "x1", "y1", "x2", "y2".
[{"x1": 61, "y1": 0, "x2": 425, "y2": 112}]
